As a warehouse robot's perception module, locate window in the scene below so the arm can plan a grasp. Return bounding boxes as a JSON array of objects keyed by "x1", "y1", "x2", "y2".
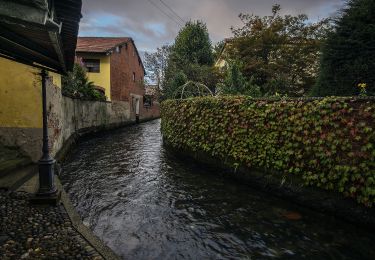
[
  {"x1": 116, "y1": 46, "x2": 122, "y2": 53},
  {"x1": 82, "y1": 59, "x2": 100, "y2": 73},
  {"x1": 133, "y1": 72, "x2": 136, "y2": 82}
]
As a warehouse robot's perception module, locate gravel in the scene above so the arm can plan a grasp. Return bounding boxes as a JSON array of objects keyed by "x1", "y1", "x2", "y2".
[{"x1": 0, "y1": 190, "x2": 104, "y2": 259}]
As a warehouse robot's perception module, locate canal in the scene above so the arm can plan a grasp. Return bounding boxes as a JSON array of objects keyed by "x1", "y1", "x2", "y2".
[{"x1": 61, "y1": 119, "x2": 375, "y2": 259}]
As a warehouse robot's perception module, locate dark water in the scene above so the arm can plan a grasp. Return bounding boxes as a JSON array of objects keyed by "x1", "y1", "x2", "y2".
[{"x1": 61, "y1": 119, "x2": 375, "y2": 260}]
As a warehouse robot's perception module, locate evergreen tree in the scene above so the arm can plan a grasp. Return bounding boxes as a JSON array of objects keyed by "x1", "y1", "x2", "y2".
[
  {"x1": 173, "y1": 21, "x2": 214, "y2": 66},
  {"x1": 62, "y1": 63, "x2": 106, "y2": 101},
  {"x1": 163, "y1": 21, "x2": 217, "y2": 99},
  {"x1": 219, "y1": 61, "x2": 261, "y2": 97},
  {"x1": 313, "y1": 0, "x2": 375, "y2": 96}
]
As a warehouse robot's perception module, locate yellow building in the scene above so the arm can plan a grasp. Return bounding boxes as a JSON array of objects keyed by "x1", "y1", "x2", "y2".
[
  {"x1": 75, "y1": 53, "x2": 111, "y2": 100},
  {"x1": 0, "y1": 0, "x2": 82, "y2": 170},
  {"x1": 214, "y1": 39, "x2": 232, "y2": 69},
  {"x1": 76, "y1": 37, "x2": 146, "y2": 102},
  {"x1": 0, "y1": 57, "x2": 61, "y2": 129}
]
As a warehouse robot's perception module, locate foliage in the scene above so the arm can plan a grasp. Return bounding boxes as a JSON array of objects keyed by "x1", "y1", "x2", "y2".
[
  {"x1": 161, "y1": 97, "x2": 375, "y2": 206},
  {"x1": 62, "y1": 63, "x2": 106, "y2": 101},
  {"x1": 228, "y1": 4, "x2": 331, "y2": 97},
  {"x1": 144, "y1": 45, "x2": 171, "y2": 90},
  {"x1": 163, "y1": 71, "x2": 187, "y2": 99},
  {"x1": 218, "y1": 61, "x2": 262, "y2": 97},
  {"x1": 173, "y1": 21, "x2": 214, "y2": 66},
  {"x1": 163, "y1": 21, "x2": 217, "y2": 99},
  {"x1": 312, "y1": 0, "x2": 375, "y2": 96}
]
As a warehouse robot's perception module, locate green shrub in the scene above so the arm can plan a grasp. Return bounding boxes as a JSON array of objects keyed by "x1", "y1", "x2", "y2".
[
  {"x1": 161, "y1": 96, "x2": 375, "y2": 206},
  {"x1": 62, "y1": 63, "x2": 106, "y2": 101}
]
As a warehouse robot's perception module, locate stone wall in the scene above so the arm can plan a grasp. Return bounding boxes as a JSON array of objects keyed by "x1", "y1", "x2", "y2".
[
  {"x1": 1, "y1": 75, "x2": 159, "y2": 163},
  {"x1": 48, "y1": 82, "x2": 133, "y2": 160}
]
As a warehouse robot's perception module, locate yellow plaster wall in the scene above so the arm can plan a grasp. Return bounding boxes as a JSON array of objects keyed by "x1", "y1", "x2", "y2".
[
  {"x1": 0, "y1": 57, "x2": 44, "y2": 128},
  {"x1": 49, "y1": 71, "x2": 61, "y2": 88},
  {"x1": 81, "y1": 54, "x2": 111, "y2": 100}
]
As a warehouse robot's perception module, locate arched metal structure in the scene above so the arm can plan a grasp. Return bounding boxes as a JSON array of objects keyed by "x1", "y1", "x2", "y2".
[{"x1": 173, "y1": 81, "x2": 214, "y2": 99}]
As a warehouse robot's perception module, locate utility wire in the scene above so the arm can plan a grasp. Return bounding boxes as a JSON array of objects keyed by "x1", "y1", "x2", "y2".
[
  {"x1": 146, "y1": 0, "x2": 183, "y2": 27},
  {"x1": 159, "y1": 0, "x2": 186, "y2": 24}
]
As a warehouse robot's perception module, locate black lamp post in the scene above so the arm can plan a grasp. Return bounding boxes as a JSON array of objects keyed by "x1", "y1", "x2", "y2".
[{"x1": 36, "y1": 69, "x2": 57, "y2": 196}]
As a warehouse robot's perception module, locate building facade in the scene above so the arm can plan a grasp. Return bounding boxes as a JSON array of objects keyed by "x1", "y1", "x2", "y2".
[{"x1": 76, "y1": 37, "x2": 146, "y2": 116}]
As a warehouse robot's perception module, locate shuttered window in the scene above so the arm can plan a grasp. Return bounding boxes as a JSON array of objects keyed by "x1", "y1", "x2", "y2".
[{"x1": 83, "y1": 59, "x2": 100, "y2": 73}]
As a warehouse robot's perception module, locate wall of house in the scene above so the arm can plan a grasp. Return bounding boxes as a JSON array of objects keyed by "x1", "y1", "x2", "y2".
[
  {"x1": 0, "y1": 58, "x2": 63, "y2": 163},
  {"x1": 110, "y1": 41, "x2": 145, "y2": 102},
  {"x1": 77, "y1": 53, "x2": 111, "y2": 100},
  {"x1": 0, "y1": 57, "x2": 43, "y2": 128}
]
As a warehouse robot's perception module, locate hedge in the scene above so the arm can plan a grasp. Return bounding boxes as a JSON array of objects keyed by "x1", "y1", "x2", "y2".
[{"x1": 161, "y1": 97, "x2": 375, "y2": 206}]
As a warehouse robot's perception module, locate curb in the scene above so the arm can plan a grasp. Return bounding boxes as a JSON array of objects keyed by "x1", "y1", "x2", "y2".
[{"x1": 56, "y1": 177, "x2": 120, "y2": 260}]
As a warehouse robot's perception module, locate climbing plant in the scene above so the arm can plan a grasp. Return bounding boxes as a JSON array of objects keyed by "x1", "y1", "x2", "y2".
[{"x1": 161, "y1": 97, "x2": 375, "y2": 206}]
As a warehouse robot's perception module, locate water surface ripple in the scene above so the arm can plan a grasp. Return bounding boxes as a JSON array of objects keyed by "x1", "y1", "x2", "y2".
[{"x1": 61, "y1": 119, "x2": 375, "y2": 259}]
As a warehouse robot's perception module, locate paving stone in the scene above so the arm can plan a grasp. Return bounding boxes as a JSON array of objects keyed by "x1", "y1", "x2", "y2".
[{"x1": 0, "y1": 191, "x2": 102, "y2": 259}]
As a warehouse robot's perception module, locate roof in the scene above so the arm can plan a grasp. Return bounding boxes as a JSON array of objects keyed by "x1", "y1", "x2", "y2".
[
  {"x1": 55, "y1": 0, "x2": 83, "y2": 71},
  {"x1": 76, "y1": 37, "x2": 131, "y2": 53},
  {"x1": 0, "y1": 0, "x2": 82, "y2": 73},
  {"x1": 76, "y1": 37, "x2": 146, "y2": 74}
]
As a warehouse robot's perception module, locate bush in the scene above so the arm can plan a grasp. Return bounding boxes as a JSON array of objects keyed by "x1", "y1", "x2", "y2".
[
  {"x1": 62, "y1": 64, "x2": 106, "y2": 101},
  {"x1": 161, "y1": 96, "x2": 375, "y2": 206}
]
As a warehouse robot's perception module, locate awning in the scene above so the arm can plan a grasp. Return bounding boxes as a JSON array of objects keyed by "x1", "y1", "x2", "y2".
[{"x1": 0, "y1": 0, "x2": 82, "y2": 73}]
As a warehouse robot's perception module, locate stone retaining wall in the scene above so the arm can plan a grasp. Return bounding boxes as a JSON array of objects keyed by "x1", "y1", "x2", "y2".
[{"x1": 0, "y1": 77, "x2": 160, "y2": 163}]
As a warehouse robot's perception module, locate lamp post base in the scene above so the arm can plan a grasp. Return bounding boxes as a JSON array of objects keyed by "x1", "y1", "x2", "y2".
[
  {"x1": 31, "y1": 159, "x2": 60, "y2": 205},
  {"x1": 36, "y1": 158, "x2": 57, "y2": 196}
]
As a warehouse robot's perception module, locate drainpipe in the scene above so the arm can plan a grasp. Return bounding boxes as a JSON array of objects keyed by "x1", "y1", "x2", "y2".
[{"x1": 36, "y1": 69, "x2": 57, "y2": 196}]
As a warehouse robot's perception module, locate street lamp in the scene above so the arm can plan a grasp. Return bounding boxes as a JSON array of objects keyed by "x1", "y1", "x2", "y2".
[{"x1": 36, "y1": 69, "x2": 57, "y2": 197}]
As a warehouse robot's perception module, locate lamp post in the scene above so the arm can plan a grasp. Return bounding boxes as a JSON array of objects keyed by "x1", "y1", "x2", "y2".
[{"x1": 36, "y1": 69, "x2": 57, "y2": 196}]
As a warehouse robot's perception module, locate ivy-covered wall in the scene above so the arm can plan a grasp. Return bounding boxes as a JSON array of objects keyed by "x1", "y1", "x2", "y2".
[{"x1": 161, "y1": 97, "x2": 375, "y2": 206}]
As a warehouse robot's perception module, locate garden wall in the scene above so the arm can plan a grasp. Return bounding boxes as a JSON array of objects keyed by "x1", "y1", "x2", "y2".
[{"x1": 161, "y1": 97, "x2": 375, "y2": 208}]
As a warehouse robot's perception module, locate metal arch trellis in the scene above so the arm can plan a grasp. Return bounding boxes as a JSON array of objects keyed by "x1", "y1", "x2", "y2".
[{"x1": 173, "y1": 81, "x2": 214, "y2": 100}]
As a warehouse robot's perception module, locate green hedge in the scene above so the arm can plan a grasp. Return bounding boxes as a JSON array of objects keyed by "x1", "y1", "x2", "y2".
[{"x1": 161, "y1": 97, "x2": 375, "y2": 206}]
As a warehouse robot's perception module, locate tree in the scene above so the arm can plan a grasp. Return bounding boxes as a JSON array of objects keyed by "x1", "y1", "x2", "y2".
[
  {"x1": 62, "y1": 63, "x2": 106, "y2": 101},
  {"x1": 228, "y1": 4, "x2": 331, "y2": 96},
  {"x1": 163, "y1": 71, "x2": 187, "y2": 99},
  {"x1": 163, "y1": 21, "x2": 217, "y2": 99},
  {"x1": 312, "y1": 0, "x2": 375, "y2": 96},
  {"x1": 173, "y1": 21, "x2": 214, "y2": 66},
  {"x1": 144, "y1": 45, "x2": 171, "y2": 91},
  {"x1": 218, "y1": 61, "x2": 261, "y2": 97}
]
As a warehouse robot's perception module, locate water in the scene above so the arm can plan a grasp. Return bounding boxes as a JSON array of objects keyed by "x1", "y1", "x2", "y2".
[{"x1": 61, "y1": 119, "x2": 375, "y2": 259}]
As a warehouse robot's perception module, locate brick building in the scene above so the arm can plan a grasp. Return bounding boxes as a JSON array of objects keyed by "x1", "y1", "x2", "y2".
[{"x1": 76, "y1": 37, "x2": 147, "y2": 117}]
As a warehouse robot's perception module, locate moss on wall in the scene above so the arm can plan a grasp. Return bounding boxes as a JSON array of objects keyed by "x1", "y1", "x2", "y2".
[{"x1": 161, "y1": 97, "x2": 375, "y2": 206}]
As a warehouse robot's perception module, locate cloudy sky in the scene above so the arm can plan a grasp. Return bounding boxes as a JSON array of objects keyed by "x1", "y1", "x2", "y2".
[{"x1": 79, "y1": 0, "x2": 345, "y2": 53}]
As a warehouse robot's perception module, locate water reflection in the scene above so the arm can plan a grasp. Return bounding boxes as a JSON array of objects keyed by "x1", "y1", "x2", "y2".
[{"x1": 61, "y1": 119, "x2": 375, "y2": 259}]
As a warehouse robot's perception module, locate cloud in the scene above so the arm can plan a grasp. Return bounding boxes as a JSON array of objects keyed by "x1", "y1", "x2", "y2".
[{"x1": 78, "y1": 0, "x2": 346, "y2": 52}]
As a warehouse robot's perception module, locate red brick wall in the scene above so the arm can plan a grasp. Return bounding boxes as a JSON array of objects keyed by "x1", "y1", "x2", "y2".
[
  {"x1": 110, "y1": 41, "x2": 145, "y2": 102},
  {"x1": 140, "y1": 102, "x2": 160, "y2": 120}
]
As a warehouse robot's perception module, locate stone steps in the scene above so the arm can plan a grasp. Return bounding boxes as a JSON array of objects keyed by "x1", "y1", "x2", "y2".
[{"x1": 0, "y1": 164, "x2": 37, "y2": 191}]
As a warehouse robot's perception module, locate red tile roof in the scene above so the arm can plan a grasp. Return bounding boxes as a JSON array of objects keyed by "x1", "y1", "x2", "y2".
[
  {"x1": 76, "y1": 37, "x2": 131, "y2": 53},
  {"x1": 76, "y1": 37, "x2": 146, "y2": 74}
]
